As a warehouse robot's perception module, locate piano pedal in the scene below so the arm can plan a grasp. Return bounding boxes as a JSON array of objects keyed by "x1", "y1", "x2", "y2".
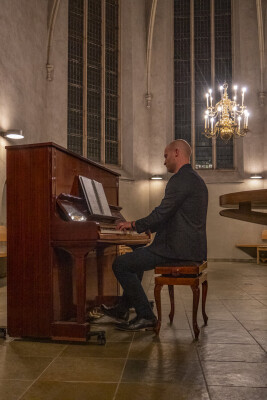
[
  {"x1": 87, "y1": 307, "x2": 105, "y2": 321},
  {"x1": 86, "y1": 330, "x2": 106, "y2": 345}
]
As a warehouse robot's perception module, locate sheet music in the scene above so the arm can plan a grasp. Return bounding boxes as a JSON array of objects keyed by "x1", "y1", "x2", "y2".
[
  {"x1": 79, "y1": 176, "x2": 111, "y2": 216},
  {"x1": 92, "y1": 180, "x2": 112, "y2": 216},
  {"x1": 79, "y1": 176, "x2": 102, "y2": 215}
]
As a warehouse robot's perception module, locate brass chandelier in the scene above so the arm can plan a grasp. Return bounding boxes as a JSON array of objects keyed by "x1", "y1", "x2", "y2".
[{"x1": 202, "y1": 83, "x2": 249, "y2": 142}]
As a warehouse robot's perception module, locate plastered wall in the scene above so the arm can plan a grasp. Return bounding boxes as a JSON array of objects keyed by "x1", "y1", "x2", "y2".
[{"x1": 0, "y1": 0, "x2": 49, "y2": 224}]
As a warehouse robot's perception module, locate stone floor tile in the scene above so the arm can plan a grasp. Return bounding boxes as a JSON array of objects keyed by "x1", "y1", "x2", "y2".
[
  {"x1": 253, "y1": 294, "x2": 267, "y2": 300},
  {"x1": 198, "y1": 343, "x2": 267, "y2": 362},
  {"x1": 203, "y1": 361, "x2": 267, "y2": 387},
  {"x1": 199, "y1": 328, "x2": 256, "y2": 344},
  {"x1": 249, "y1": 330, "x2": 267, "y2": 345},
  {"x1": 0, "y1": 355, "x2": 54, "y2": 380},
  {"x1": 209, "y1": 386, "x2": 267, "y2": 400},
  {"x1": 39, "y1": 357, "x2": 125, "y2": 382},
  {"x1": 197, "y1": 319, "x2": 244, "y2": 330},
  {"x1": 158, "y1": 316, "x2": 190, "y2": 330},
  {"x1": 133, "y1": 329, "x2": 194, "y2": 343},
  {"x1": 241, "y1": 320, "x2": 267, "y2": 331},
  {"x1": 214, "y1": 292, "x2": 252, "y2": 300},
  {"x1": 0, "y1": 381, "x2": 32, "y2": 400},
  {"x1": 221, "y1": 299, "x2": 267, "y2": 311},
  {"x1": 21, "y1": 381, "x2": 117, "y2": 400},
  {"x1": 187, "y1": 310, "x2": 235, "y2": 321},
  {"x1": 231, "y1": 309, "x2": 267, "y2": 322},
  {"x1": 116, "y1": 383, "x2": 209, "y2": 400},
  {"x1": 0, "y1": 340, "x2": 66, "y2": 357},
  {"x1": 61, "y1": 342, "x2": 130, "y2": 358},
  {"x1": 128, "y1": 342, "x2": 198, "y2": 360},
  {"x1": 122, "y1": 359, "x2": 205, "y2": 385},
  {"x1": 240, "y1": 287, "x2": 267, "y2": 295}
]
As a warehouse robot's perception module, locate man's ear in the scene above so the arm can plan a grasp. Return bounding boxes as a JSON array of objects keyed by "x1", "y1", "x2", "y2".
[{"x1": 175, "y1": 148, "x2": 179, "y2": 157}]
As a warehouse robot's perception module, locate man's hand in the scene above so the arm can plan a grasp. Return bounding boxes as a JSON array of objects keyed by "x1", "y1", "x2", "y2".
[{"x1": 117, "y1": 221, "x2": 132, "y2": 231}]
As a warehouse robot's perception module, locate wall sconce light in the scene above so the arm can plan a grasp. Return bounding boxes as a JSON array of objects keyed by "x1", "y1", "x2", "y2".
[
  {"x1": 150, "y1": 175, "x2": 163, "y2": 180},
  {"x1": 1, "y1": 129, "x2": 24, "y2": 140},
  {"x1": 250, "y1": 173, "x2": 263, "y2": 179}
]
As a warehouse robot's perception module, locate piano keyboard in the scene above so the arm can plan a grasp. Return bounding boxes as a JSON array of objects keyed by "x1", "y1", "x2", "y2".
[{"x1": 100, "y1": 228, "x2": 139, "y2": 235}]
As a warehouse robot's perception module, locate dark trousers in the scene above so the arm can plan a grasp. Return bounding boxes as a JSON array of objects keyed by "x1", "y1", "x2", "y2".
[{"x1": 112, "y1": 246, "x2": 193, "y2": 319}]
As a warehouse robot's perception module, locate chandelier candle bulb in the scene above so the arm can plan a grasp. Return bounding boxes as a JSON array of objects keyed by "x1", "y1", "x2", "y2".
[
  {"x1": 234, "y1": 85, "x2": 237, "y2": 98},
  {"x1": 220, "y1": 86, "x2": 223, "y2": 99},
  {"x1": 209, "y1": 89, "x2": 212, "y2": 107},
  {"x1": 244, "y1": 112, "x2": 249, "y2": 128},
  {"x1": 241, "y1": 88, "x2": 246, "y2": 107}
]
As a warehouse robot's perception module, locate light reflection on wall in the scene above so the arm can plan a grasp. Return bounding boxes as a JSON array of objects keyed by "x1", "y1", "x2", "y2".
[{"x1": 149, "y1": 178, "x2": 166, "y2": 211}]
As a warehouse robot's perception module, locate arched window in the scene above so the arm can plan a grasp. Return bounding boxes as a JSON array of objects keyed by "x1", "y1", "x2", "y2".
[
  {"x1": 174, "y1": 0, "x2": 233, "y2": 169},
  {"x1": 68, "y1": 0, "x2": 120, "y2": 165}
]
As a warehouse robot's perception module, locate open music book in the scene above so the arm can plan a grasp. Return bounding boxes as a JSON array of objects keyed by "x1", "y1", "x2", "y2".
[{"x1": 79, "y1": 176, "x2": 112, "y2": 217}]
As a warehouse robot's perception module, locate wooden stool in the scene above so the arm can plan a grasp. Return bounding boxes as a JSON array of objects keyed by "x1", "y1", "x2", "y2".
[{"x1": 154, "y1": 261, "x2": 208, "y2": 339}]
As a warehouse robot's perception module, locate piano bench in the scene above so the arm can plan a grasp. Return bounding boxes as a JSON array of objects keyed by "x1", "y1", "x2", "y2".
[{"x1": 153, "y1": 261, "x2": 208, "y2": 340}]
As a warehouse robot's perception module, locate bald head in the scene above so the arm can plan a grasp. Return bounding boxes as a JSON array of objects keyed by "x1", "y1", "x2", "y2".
[
  {"x1": 164, "y1": 139, "x2": 191, "y2": 173},
  {"x1": 167, "y1": 139, "x2": 192, "y2": 159}
]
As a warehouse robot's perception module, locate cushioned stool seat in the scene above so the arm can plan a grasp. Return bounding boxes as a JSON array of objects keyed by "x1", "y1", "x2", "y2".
[{"x1": 154, "y1": 261, "x2": 208, "y2": 339}]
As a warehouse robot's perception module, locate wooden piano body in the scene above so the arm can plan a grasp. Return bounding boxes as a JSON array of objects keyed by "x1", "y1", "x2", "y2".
[{"x1": 6, "y1": 142, "x2": 149, "y2": 341}]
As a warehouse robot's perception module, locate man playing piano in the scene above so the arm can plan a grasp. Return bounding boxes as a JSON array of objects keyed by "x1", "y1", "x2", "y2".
[{"x1": 101, "y1": 139, "x2": 208, "y2": 331}]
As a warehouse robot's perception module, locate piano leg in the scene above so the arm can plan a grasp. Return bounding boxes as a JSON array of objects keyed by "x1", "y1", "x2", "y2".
[
  {"x1": 73, "y1": 247, "x2": 88, "y2": 324},
  {"x1": 51, "y1": 244, "x2": 100, "y2": 342}
]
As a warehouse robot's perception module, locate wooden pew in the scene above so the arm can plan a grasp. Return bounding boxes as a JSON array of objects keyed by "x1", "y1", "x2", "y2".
[{"x1": 236, "y1": 230, "x2": 267, "y2": 264}]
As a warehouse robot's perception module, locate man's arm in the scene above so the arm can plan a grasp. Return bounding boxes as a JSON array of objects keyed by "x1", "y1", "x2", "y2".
[
  {"x1": 135, "y1": 177, "x2": 190, "y2": 233},
  {"x1": 117, "y1": 175, "x2": 190, "y2": 233}
]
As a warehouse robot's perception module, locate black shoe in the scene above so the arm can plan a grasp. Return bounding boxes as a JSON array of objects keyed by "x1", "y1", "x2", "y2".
[
  {"x1": 115, "y1": 317, "x2": 157, "y2": 331},
  {"x1": 115, "y1": 315, "x2": 139, "y2": 328},
  {"x1": 101, "y1": 304, "x2": 129, "y2": 321}
]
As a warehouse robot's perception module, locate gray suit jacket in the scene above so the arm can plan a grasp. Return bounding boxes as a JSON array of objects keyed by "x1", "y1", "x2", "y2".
[{"x1": 135, "y1": 164, "x2": 208, "y2": 261}]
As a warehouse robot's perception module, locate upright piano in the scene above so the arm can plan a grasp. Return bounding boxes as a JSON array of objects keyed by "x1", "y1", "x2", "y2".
[{"x1": 6, "y1": 142, "x2": 150, "y2": 342}]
